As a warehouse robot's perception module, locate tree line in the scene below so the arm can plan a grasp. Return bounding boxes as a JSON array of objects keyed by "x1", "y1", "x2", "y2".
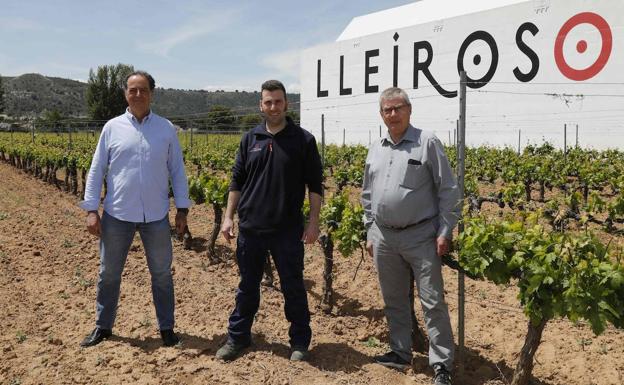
[{"x1": 0, "y1": 64, "x2": 299, "y2": 129}]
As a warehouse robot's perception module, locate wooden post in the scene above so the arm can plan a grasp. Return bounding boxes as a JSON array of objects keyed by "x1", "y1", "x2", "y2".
[
  {"x1": 190, "y1": 121, "x2": 194, "y2": 152},
  {"x1": 457, "y1": 70, "x2": 467, "y2": 372},
  {"x1": 321, "y1": 114, "x2": 325, "y2": 167},
  {"x1": 564, "y1": 123, "x2": 567, "y2": 159}
]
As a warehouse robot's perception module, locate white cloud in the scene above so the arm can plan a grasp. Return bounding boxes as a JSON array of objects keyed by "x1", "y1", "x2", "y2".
[
  {"x1": 201, "y1": 84, "x2": 257, "y2": 92},
  {"x1": 260, "y1": 48, "x2": 303, "y2": 80},
  {"x1": 0, "y1": 17, "x2": 41, "y2": 31},
  {"x1": 49, "y1": 62, "x2": 89, "y2": 77},
  {"x1": 286, "y1": 82, "x2": 301, "y2": 93},
  {"x1": 138, "y1": 8, "x2": 243, "y2": 57}
]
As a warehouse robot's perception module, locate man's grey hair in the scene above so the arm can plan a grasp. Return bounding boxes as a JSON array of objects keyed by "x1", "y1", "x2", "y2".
[
  {"x1": 379, "y1": 87, "x2": 411, "y2": 109},
  {"x1": 124, "y1": 71, "x2": 156, "y2": 91}
]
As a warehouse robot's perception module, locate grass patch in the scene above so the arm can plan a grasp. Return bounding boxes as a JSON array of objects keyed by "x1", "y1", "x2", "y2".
[
  {"x1": 16, "y1": 330, "x2": 27, "y2": 343},
  {"x1": 363, "y1": 336, "x2": 380, "y2": 348},
  {"x1": 139, "y1": 315, "x2": 152, "y2": 328},
  {"x1": 74, "y1": 267, "x2": 94, "y2": 288}
]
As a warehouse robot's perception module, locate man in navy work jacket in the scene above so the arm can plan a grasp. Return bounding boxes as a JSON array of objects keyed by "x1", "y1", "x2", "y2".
[
  {"x1": 79, "y1": 71, "x2": 191, "y2": 348},
  {"x1": 218, "y1": 79, "x2": 323, "y2": 362},
  {"x1": 361, "y1": 87, "x2": 459, "y2": 385}
]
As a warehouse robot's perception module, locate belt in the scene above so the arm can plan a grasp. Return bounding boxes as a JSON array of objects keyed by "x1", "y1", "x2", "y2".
[{"x1": 377, "y1": 216, "x2": 436, "y2": 231}]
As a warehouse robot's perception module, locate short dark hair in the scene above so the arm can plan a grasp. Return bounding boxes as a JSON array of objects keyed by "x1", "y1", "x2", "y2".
[
  {"x1": 124, "y1": 71, "x2": 156, "y2": 91},
  {"x1": 261, "y1": 80, "x2": 286, "y2": 99}
]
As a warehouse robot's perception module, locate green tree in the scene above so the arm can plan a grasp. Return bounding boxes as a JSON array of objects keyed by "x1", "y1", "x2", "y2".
[
  {"x1": 286, "y1": 110, "x2": 300, "y2": 124},
  {"x1": 39, "y1": 109, "x2": 64, "y2": 130},
  {"x1": 85, "y1": 63, "x2": 134, "y2": 121},
  {"x1": 0, "y1": 75, "x2": 5, "y2": 114},
  {"x1": 204, "y1": 105, "x2": 235, "y2": 131},
  {"x1": 239, "y1": 113, "x2": 262, "y2": 131}
]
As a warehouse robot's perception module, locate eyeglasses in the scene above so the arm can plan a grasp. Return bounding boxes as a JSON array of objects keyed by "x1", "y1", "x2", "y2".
[{"x1": 381, "y1": 104, "x2": 408, "y2": 116}]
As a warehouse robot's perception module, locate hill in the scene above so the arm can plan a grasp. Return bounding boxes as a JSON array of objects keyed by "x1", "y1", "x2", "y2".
[{"x1": 0, "y1": 73, "x2": 299, "y2": 118}]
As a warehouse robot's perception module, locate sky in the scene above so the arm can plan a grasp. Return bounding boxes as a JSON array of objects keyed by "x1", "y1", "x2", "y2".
[{"x1": 0, "y1": 0, "x2": 417, "y2": 92}]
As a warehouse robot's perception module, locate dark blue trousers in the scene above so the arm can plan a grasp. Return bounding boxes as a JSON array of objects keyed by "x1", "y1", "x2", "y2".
[{"x1": 227, "y1": 227, "x2": 311, "y2": 349}]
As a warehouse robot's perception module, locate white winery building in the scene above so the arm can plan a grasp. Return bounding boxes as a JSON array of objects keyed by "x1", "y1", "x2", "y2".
[{"x1": 300, "y1": 0, "x2": 624, "y2": 149}]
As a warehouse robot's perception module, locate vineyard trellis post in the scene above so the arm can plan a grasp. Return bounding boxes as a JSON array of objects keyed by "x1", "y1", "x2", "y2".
[
  {"x1": 518, "y1": 129, "x2": 521, "y2": 155},
  {"x1": 342, "y1": 128, "x2": 345, "y2": 147},
  {"x1": 576, "y1": 124, "x2": 579, "y2": 147},
  {"x1": 321, "y1": 114, "x2": 325, "y2": 167},
  {"x1": 31, "y1": 121, "x2": 35, "y2": 144},
  {"x1": 190, "y1": 120, "x2": 194, "y2": 152},
  {"x1": 184, "y1": 121, "x2": 189, "y2": 149},
  {"x1": 68, "y1": 124, "x2": 73, "y2": 151},
  {"x1": 564, "y1": 123, "x2": 567, "y2": 158},
  {"x1": 457, "y1": 70, "x2": 467, "y2": 371}
]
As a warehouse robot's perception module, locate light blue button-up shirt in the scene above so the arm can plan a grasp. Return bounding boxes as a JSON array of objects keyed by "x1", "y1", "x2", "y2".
[{"x1": 80, "y1": 109, "x2": 191, "y2": 223}]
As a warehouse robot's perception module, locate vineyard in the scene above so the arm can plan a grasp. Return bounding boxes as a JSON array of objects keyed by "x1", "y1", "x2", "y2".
[{"x1": 0, "y1": 130, "x2": 623, "y2": 385}]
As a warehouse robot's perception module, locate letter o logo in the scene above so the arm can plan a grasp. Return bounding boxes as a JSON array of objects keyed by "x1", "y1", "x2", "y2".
[
  {"x1": 457, "y1": 31, "x2": 499, "y2": 88},
  {"x1": 554, "y1": 12, "x2": 612, "y2": 81}
]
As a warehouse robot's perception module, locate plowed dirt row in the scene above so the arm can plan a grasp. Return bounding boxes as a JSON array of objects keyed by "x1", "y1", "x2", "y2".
[{"x1": 0, "y1": 162, "x2": 622, "y2": 385}]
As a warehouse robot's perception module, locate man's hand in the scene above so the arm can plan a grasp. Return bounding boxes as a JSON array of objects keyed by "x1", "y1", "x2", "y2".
[
  {"x1": 366, "y1": 240, "x2": 374, "y2": 257},
  {"x1": 301, "y1": 220, "x2": 320, "y2": 244},
  {"x1": 221, "y1": 217, "x2": 235, "y2": 243},
  {"x1": 436, "y1": 236, "x2": 451, "y2": 257},
  {"x1": 175, "y1": 212, "x2": 187, "y2": 237},
  {"x1": 86, "y1": 211, "x2": 101, "y2": 237}
]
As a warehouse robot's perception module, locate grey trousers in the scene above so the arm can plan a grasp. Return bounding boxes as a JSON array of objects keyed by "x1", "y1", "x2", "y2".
[{"x1": 369, "y1": 220, "x2": 454, "y2": 368}]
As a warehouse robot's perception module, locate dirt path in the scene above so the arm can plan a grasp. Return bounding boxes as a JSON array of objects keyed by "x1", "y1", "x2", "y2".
[{"x1": 0, "y1": 162, "x2": 622, "y2": 385}]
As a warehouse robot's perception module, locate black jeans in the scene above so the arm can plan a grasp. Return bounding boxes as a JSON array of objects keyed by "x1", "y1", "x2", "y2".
[{"x1": 227, "y1": 226, "x2": 311, "y2": 349}]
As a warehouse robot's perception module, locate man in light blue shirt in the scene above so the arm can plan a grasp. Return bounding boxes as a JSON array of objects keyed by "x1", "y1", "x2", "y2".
[{"x1": 79, "y1": 70, "x2": 191, "y2": 348}]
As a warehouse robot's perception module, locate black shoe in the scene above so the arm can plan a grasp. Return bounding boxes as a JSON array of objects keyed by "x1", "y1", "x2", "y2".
[
  {"x1": 160, "y1": 329, "x2": 180, "y2": 347},
  {"x1": 215, "y1": 340, "x2": 250, "y2": 361},
  {"x1": 433, "y1": 363, "x2": 452, "y2": 385},
  {"x1": 80, "y1": 328, "x2": 112, "y2": 347},
  {"x1": 290, "y1": 346, "x2": 309, "y2": 361},
  {"x1": 373, "y1": 351, "x2": 410, "y2": 369}
]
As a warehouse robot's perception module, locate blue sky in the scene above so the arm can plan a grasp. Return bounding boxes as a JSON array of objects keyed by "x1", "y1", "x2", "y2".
[{"x1": 0, "y1": 0, "x2": 415, "y2": 92}]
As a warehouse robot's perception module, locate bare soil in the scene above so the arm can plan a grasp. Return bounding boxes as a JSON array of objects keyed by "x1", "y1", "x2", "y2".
[{"x1": 0, "y1": 161, "x2": 622, "y2": 385}]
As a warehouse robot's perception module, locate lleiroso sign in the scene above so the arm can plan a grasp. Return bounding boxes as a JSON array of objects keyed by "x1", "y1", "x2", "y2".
[{"x1": 301, "y1": 0, "x2": 623, "y2": 149}]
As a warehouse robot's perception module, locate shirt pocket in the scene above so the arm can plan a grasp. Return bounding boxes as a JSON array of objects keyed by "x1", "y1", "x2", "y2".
[{"x1": 400, "y1": 163, "x2": 430, "y2": 191}]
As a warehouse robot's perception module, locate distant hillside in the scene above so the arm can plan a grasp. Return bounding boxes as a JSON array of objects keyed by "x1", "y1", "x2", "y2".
[
  {"x1": 2, "y1": 74, "x2": 85, "y2": 117},
  {"x1": 1, "y1": 73, "x2": 299, "y2": 118}
]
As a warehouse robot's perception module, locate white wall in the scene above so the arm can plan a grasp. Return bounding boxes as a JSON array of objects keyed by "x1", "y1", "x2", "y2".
[{"x1": 301, "y1": 0, "x2": 624, "y2": 149}]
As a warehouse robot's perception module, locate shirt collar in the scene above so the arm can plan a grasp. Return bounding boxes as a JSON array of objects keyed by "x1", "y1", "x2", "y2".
[
  {"x1": 253, "y1": 116, "x2": 296, "y2": 137},
  {"x1": 125, "y1": 108, "x2": 153, "y2": 124},
  {"x1": 381, "y1": 124, "x2": 418, "y2": 146}
]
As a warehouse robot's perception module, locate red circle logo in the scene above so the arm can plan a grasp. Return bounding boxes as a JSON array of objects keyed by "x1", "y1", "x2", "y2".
[{"x1": 554, "y1": 12, "x2": 612, "y2": 81}]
